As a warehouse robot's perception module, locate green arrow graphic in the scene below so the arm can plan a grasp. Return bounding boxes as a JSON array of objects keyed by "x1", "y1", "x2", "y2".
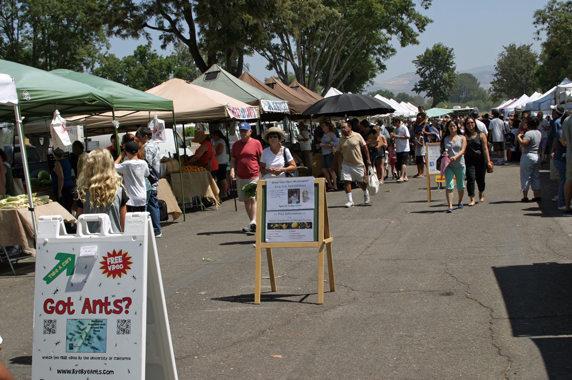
[{"x1": 43, "y1": 253, "x2": 76, "y2": 285}]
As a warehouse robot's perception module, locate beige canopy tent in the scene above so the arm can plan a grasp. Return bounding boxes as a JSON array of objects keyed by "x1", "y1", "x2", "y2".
[
  {"x1": 38, "y1": 78, "x2": 259, "y2": 134},
  {"x1": 239, "y1": 72, "x2": 310, "y2": 115},
  {"x1": 289, "y1": 81, "x2": 323, "y2": 102},
  {"x1": 265, "y1": 77, "x2": 316, "y2": 112}
]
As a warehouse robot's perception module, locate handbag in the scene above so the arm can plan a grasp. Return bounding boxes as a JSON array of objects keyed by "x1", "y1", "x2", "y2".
[
  {"x1": 366, "y1": 165, "x2": 380, "y2": 195},
  {"x1": 146, "y1": 161, "x2": 160, "y2": 184},
  {"x1": 283, "y1": 147, "x2": 299, "y2": 177}
]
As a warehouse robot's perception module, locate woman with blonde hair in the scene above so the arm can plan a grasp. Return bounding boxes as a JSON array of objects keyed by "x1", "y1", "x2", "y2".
[{"x1": 76, "y1": 148, "x2": 129, "y2": 233}]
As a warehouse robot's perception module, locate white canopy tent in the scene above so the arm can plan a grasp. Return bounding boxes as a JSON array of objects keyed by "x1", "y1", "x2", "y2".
[
  {"x1": 324, "y1": 87, "x2": 343, "y2": 98},
  {"x1": 522, "y1": 92, "x2": 543, "y2": 111},
  {"x1": 0, "y1": 73, "x2": 37, "y2": 242},
  {"x1": 503, "y1": 94, "x2": 530, "y2": 115},
  {"x1": 556, "y1": 81, "x2": 572, "y2": 109},
  {"x1": 374, "y1": 95, "x2": 415, "y2": 117},
  {"x1": 493, "y1": 98, "x2": 516, "y2": 110}
]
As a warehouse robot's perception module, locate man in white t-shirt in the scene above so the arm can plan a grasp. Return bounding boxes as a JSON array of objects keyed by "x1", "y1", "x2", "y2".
[
  {"x1": 537, "y1": 111, "x2": 550, "y2": 164},
  {"x1": 489, "y1": 109, "x2": 507, "y2": 165},
  {"x1": 392, "y1": 118, "x2": 410, "y2": 182},
  {"x1": 295, "y1": 123, "x2": 312, "y2": 169},
  {"x1": 471, "y1": 111, "x2": 488, "y2": 136}
]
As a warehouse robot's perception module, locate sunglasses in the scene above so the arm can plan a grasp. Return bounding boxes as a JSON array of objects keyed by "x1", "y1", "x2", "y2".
[{"x1": 268, "y1": 134, "x2": 279, "y2": 139}]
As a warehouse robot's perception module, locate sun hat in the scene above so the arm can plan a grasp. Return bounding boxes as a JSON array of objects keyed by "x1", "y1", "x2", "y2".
[
  {"x1": 551, "y1": 104, "x2": 565, "y2": 115},
  {"x1": 192, "y1": 130, "x2": 209, "y2": 143},
  {"x1": 238, "y1": 122, "x2": 251, "y2": 131},
  {"x1": 53, "y1": 148, "x2": 64, "y2": 158},
  {"x1": 262, "y1": 126, "x2": 285, "y2": 143},
  {"x1": 124, "y1": 141, "x2": 140, "y2": 155}
]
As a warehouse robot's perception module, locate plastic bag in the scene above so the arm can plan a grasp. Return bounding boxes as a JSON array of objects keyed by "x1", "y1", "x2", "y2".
[
  {"x1": 149, "y1": 115, "x2": 166, "y2": 142},
  {"x1": 366, "y1": 165, "x2": 380, "y2": 195},
  {"x1": 50, "y1": 110, "x2": 72, "y2": 149},
  {"x1": 439, "y1": 150, "x2": 451, "y2": 177}
]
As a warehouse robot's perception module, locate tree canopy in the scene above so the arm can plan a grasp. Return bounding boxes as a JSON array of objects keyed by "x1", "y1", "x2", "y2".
[
  {"x1": 92, "y1": 43, "x2": 200, "y2": 90},
  {"x1": 489, "y1": 43, "x2": 538, "y2": 101},
  {"x1": 258, "y1": 0, "x2": 433, "y2": 95},
  {"x1": 0, "y1": 0, "x2": 108, "y2": 71},
  {"x1": 449, "y1": 73, "x2": 488, "y2": 104},
  {"x1": 412, "y1": 43, "x2": 456, "y2": 108},
  {"x1": 367, "y1": 89, "x2": 395, "y2": 98},
  {"x1": 533, "y1": 0, "x2": 572, "y2": 91}
]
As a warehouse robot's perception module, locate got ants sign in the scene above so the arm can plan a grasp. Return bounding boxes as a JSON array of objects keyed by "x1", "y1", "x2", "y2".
[{"x1": 32, "y1": 213, "x2": 177, "y2": 380}]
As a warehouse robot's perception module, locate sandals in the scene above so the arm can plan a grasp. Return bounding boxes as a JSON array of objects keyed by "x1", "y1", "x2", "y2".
[
  {"x1": 468, "y1": 201, "x2": 476, "y2": 206},
  {"x1": 458, "y1": 203, "x2": 464, "y2": 209},
  {"x1": 521, "y1": 198, "x2": 529, "y2": 203},
  {"x1": 396, "y1": 179, "x2": 404, "y2": 183},
  {"x1": 446, "y1": 208, "x2": 453, "y2": 213},
  {"x1": 326, "y1": 186, "x2": 335, "y2": 192}
]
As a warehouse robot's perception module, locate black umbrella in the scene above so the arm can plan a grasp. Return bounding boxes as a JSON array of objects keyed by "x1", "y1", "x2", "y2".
[{"x1": 301, "y1": 93, "x2": 394, "y2": 117}]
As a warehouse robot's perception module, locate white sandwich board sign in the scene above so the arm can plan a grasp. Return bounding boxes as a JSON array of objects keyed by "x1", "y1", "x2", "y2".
[{"x1": 32, "y1": 213, "x2": 177, "y2": 380}]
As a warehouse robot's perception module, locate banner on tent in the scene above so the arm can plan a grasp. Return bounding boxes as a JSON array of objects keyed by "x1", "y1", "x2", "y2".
[
  {"x1": 260, "y1": 100, "x2": 290, "y2": 114},
  {"x1": 226, "y1": 105, "x2": 259, "y2": 120}
]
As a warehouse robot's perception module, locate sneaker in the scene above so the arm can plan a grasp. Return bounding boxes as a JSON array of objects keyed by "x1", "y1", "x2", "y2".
[
  {"x1": 345, "y1": 201, "x2": 354, "y2": 208},
  {"x1": 155, "y1": 233, "x2": 162, "y2": 238},
  {"x1": 558, "y1": 206, "x2": 566, "y2": 210},
  {"x1": 552, "y1": 195, "x2": 559, "y2": 202},
  {"x1": 364, "y1": 192, "x2": 371, "y2": 204},
  {"x1": 242, "y1": 222, "x2": 256, "y2": 233},
  {"x1": 563, "y1": 210, "x2": 572, "y2": 217}
]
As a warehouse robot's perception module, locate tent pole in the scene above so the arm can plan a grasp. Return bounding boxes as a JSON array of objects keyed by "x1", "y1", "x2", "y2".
[
  {"x1": 173, "y1": 111, "x2": 186, "y2": 221},
  {"x1": 14, "y1": 105, "x2": 38, "y2": 242},
  {"x1": 112, "y1": 110, "x2": 121, "y2": 152}
]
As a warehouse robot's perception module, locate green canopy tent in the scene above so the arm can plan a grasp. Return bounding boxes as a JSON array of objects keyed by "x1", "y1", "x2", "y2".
[
  {"x1": 426, "y1": 108, "x2": 453, "y2": 118},
  {"x1": 0, "y1": 60, "x2": 114, "y2": 122}
]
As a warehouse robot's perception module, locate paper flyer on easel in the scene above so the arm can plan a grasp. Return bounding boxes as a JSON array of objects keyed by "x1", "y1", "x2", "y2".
[{"x1": 265, "y1": 178, "x2": 315, "y2": 242}]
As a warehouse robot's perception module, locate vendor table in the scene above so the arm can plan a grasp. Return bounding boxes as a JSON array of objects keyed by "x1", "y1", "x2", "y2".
[
  {"x1": 170, "y1": 171, "x2": 220, "y2": 208},
  {"x1": 157, "y1": 178, "x2": 183, "y2": 220},
  {"x1": 0, "y1": 202, "x2": 75, "y2": 255}
]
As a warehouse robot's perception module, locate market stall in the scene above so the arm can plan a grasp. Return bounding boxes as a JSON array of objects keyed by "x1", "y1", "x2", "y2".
[
  {"x1": 0, "y1": 202, "x2": 75, "y2": 255},
  {"x1": 170, "y1": 170, "x2": 220, "y2": 208}
]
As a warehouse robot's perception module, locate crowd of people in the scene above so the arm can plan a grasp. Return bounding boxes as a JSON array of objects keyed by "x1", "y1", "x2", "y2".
[{"x1": 1, "y1": 106, "x2": 571, "y2": 244}]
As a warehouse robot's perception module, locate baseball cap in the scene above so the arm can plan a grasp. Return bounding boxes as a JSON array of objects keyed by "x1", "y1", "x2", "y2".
[
  {"x1": 124, "y1": 141, "x2": 140, "y2": 155},
  {"x1": 238, "y1": 122, "x2": 251, "y2": 130}
]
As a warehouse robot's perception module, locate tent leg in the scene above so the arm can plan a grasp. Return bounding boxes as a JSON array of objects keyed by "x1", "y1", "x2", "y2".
[{"x1": 14, "y1": 106, "x2": 37, "y2": 242}]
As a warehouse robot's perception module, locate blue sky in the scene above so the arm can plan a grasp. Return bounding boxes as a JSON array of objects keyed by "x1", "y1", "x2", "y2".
[{"x1": 109, "y1": 0, "x2": 546, "y2": 83}]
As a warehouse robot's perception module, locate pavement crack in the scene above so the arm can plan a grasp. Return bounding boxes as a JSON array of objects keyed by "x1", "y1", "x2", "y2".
[{"x1": 444, "y1": 264, "x2": 513, "y2": 378}]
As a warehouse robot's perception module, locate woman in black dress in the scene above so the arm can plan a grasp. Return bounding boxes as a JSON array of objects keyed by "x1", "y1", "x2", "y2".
[{"x1": 463, "y1": 116, "x2": 493, "y2": 206}]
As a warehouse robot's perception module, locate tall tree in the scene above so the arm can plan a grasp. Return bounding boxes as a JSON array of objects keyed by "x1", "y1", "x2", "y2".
[
  {"x1": 92, "y1": 43, "x2": 200, "y2": 90},
  {"x1": 489, "y1": 44, "x2": 538, "y2": 101},
  {"x1": 533, "y1": 0, "x2": 572, "y2": 91},
  {"x1": 258, "y1": 0, "x2": 432, "y2": 94},
  {"x1": 103, "y1": 0, "x2": 273, "y2": 77},
  {"x1": 412, "y1": 43, "x2": 456, "y2": 108},
  {"x1": 0, "y1": 0, "x2": 109, "y2": 71},
  {"x1": 449, "y1": 73, "x2": 488, "y2": 103},
  {"x1": 368, "y1": 89, "x2": 395, "y2": 98}
]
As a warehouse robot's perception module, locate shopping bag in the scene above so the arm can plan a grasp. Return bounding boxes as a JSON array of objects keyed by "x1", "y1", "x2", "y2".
[
  {"x1": 439, "y1": 151, "x2": 451, "y2": 177},
  {"x1": 50, "y1": 110, "x2": 72, "y2": 149},
  {"x1": 367, "y1": 165, "x2": 380, "y2": 195}
]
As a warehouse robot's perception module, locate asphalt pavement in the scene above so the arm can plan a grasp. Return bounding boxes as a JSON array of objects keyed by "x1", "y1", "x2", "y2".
[{"x1": 1, "y1": 161, "x2": 572, "y2": 379}]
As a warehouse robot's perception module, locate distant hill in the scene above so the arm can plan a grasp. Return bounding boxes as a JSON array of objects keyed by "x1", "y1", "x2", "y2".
[{"x1": 367, "y1": 65, "x2": 495, "y2": 95}]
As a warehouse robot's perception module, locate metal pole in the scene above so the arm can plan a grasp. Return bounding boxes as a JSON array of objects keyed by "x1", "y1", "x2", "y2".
[
  {"x1": 14, "y1": 105, "x2": 38, "y2": 240},
  {"x1": 172, "y1": 111, "x2": 186, "y2": 221}
]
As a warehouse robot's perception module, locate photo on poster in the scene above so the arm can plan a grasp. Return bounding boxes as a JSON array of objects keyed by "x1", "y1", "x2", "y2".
[
  {"x1": 287, "y1": 189, "x2": 300, "y2": 205},
  {"x1": 66, "y1": 319, "x2": 107, "y2": 353}
]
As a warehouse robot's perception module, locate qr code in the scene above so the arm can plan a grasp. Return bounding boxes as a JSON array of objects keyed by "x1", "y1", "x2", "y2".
[
  {"x1": 43, "y1": 319, "x2": 57, "y2": 334},
  {"x1": 116, "y1": 319, "x2": 131, "y2": 335}
]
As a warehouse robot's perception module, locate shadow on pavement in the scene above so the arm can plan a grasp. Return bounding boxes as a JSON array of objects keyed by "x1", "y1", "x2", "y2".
[
  {"x1": 211, "y1": 292, "x2": 320, "y2": 305},
  {"x1": 9, "y1": 356, "x2": 31, "y2": 365},
  {"x1": 218, "y1": 241, "x2": 255, "y2": 246},
  {"x1": 493, "y1": 262, "x2": 572, "y2": 379},
  {"x1": 197, "y1": 231, "x2": 246, "y2": 236}
]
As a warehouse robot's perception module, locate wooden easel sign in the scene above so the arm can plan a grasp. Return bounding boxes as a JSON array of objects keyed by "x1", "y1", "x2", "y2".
[
  {"x1": 254, "y1": 178, "x2": 335, "y2": 305},
  {"x1": 32, "y1": 213, "x2": 178, "y2": 380},
  {"x1": 425, "y1": 142, "x2": 442, "y2": 202}
]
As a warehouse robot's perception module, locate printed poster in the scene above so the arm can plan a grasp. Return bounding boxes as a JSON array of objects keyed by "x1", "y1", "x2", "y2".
[{"x1": 265, "y1": 177, "x2": 316, "y2": 242}]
